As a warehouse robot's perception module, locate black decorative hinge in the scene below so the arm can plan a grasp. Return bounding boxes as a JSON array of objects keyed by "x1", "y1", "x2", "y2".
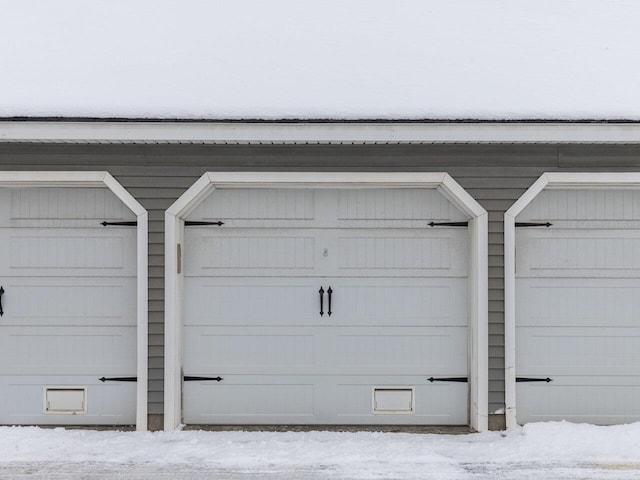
[
  {"x1": 99, "y1": 376, "x2": 137, "y2": 382},
  {"x1": 185, "y1": 221, "x2": 225, "y2": 226},
  {"x1": 101, "y1": 221, "x2": 137, "y2": 227},
  {"x1": 427, "y1": 377, "x2": 468, "y2": 383},
  {"x1": 516, "y1": 377, "x2": 553, "y2": 383},
  {"x1": 428, "y1": 221, "x2": 468, "y2": 227},
  {"x1": 515, "y1": 222, "x2": 552, "y2": 228},
  {"x1": 184, "y1": 376, "x2": 224, "y2": 382}
]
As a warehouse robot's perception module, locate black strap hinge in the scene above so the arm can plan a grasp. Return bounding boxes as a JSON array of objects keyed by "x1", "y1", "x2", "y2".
[
  {"x1": 185, "y1": 221, "x2": 225, "y2": 226},
  {"x1": 428, "y1": 221, "x2": 468, "y2": 227},
  {"x1": 184, "y1": 375, "x2": 224, "y2": 382},
  {"x1": 515, "y1": 222, "x2": 552, "y2": 228},
  {"x1": 427, "y1": 377, "x2": 468, "y2": 383},
  {"x1": 516, "y1": 377, "x2": 553, "y2": 383},
  {"x1": 99, "y1": 376, "x2": 137, "y2": 382},
  {"x1": 101, "y1": 221, "x2": 137, "y2": 227}
]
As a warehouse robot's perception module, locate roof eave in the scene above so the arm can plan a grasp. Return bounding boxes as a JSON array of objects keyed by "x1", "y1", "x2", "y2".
[{"x1": 2, "y1": 119, "x2": 640, "y2": 144}]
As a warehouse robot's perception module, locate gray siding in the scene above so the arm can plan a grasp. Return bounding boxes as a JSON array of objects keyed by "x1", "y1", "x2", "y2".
[{"x1": 1, "y1": 142, "x2": 638, "y2": 419}]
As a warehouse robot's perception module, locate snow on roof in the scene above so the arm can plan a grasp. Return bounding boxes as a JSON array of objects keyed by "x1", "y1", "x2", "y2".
[{"x1": 1, "y1": 0, "x2": 639, "y2": 120}]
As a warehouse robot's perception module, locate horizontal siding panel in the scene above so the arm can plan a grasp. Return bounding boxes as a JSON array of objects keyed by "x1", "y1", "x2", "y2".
[
  {"x1": 489, "y1": 392, "x2": 505, "y2": 407},
  {"x1": 489, "y1": 357, "x2": 504, "y2": 369},
  {"x1": 489, "y1": 323, "x2": 504, "y2": 335},
  {"x1": 466, "y1": 189, "x2": 528, "y2": 201},
  {"x1": 149, "y1": 323, "x2": 164, "y2": 335},
  {"x1": 489, "y1": 300, "x2": 504, "y2": 312},
  {"x1": 148, "y1": 357, "x2": 164, "y2": 369},
  {"x1": 460, "y1": 177, "x2": 539, "y2": 189},
  {"x1": 149, "y1": 345, "x2": 164, "y2": 357}
]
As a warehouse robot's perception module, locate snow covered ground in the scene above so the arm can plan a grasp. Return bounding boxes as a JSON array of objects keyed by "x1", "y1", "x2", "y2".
[
  {"x1": 1, "y1": 422, "x2": 640, "y2": 479},
  {"x1": 2, "y1": 0, "x2": 640, "y2": 120}
]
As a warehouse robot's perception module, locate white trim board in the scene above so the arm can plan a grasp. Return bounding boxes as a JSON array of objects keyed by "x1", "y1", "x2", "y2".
[
  {"x1": 164, "y1": 172, "x2": 488, "y2": 432},
  {"x1": 3, "y1": 121, "x2": 640, "y2": 144},
  {"x1": 504, "y1": 172, "x2": 640, "y2": 429},
  {"x1": 0, "y1": 171, "x2": 148, "y2": 431}
]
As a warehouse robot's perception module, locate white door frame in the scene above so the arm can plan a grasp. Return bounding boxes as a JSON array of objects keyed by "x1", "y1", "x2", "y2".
[
  {"x1": 165, "y1": 172, "x2": 488, "y2": 431},
  {"x1": 0, "y1": 171, "x2": 148, "y2": 431},
  {"x1": 504, "y1": 172, "x2": 640, "y2": 429}
]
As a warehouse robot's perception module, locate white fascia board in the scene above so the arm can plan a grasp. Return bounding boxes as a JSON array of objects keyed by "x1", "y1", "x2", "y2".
[
  {"x1": 164, "y1": 171, "x2": 488, "y2": 431},
  {"x1": 3, "y1": 121, "x2": 640, "y2": 144},
  {"x1": 504, "y1": 171, "x2": 640, "y2": 429}
]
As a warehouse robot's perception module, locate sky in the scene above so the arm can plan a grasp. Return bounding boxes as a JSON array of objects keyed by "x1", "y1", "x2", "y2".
[{"x1": 1, "y1": 0, "x2": 639, "y2": 120}]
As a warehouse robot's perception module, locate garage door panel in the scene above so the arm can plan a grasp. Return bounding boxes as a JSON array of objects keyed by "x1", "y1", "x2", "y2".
[
  {"x1": 0, "y1": 229, "x2": 136, "y2": 277},
  {"x1": 332, "y1": 327, "x2": 467, "y2": 374},
  {"x1": 183, "y1": 380, "x2": 316, "y2": 424},
  {"x1": 517, "y1": 230, "x2": 640, "y2": 277},
  {"x1": 0, "y1": 326, "x2": 136, "y2": 375},
  {"x1": 190, "y1": 188, "x2": 315, "y2": 223},
  {"x1": 331, "y1": 281, "x2": 467, "y2": 326},
  {"x1": 2, "y1": 278, "x2": 136, "y2": 327},
  {"x1": 0, "y1": 188, "x2": 135, "y2": 226},
  {"x1": 519, "y1": 189, "x2": 640, "y2": 223},
  {"x1": 337, "y1": 230, "x2": 467, "y2": 276},
  {"x1": 337, "y1": 189, "x2": 467, "y2": 224},
  {"x1": 185, "y1": 229, "x2": 319, "y2": 277},
  {"x1": 517, "y1": 279, "x2": 640, "y2": 327},
  {"x1": 336, "y1": 380, "x2": 467, "y2": 424},
  {"x1": 517, "y1": 327, "x2": 640, "y2": 376},
  {"x1": 184, "y1": 328, "x2": 316, "y2": 372},
  {"x1": 0, "y1": 376, "x2": 136, "y2": 425},
  {"x1": 184, "y1": 375, "x2": 467, "y2": 425},
  {"x1": 517, "y1": 378, "x2": 640, "y2": 424},
  {"x1": 185, "y1": 326, "x2": 466, "y2": 376},
  {"x1": 185, "y1": 279, "x2": 467, "y2": 328},
  {"x1": 184, "y1": 281, "x2": 319, "y2": 326}
]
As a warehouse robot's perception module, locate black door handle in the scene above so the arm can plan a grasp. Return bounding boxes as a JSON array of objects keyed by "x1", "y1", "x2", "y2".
[
  {"x1": 0, "y1": 286, "x2": 4, "y2": 317},
  {"x1": 319, "y1": 287, "x2": 324, "y2": 316},
  {"x1": 327, "y1": 286, "x2": 332, "y2": 316}
]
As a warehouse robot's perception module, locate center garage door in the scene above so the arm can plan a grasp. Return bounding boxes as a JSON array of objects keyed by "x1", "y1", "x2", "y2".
[
  {"x1": 0, "y1": 187, "x2": 137, "y2": 425},
  {"x1": 516, "y1": 188, "x2": 640, "y2": 424},
  {"x1": 183, "y1": 187, "x2": 469, "y2": 425}
]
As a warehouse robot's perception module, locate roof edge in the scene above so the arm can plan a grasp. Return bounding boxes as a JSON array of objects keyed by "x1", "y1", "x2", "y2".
[
  {"x1": 2, "y1": 117, "x2": 640, "y2": 124},
  {"x1": 3, "y1": 120, "x2": 640, "y2": 144}
]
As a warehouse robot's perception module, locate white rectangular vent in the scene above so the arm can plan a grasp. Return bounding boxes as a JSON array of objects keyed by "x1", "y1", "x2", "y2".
[
  {"x1": 373, "y1": 387, "x2": 414, "y2": 414},
  {"x1": 44, "y1": 387, "x2": 86, "y2": 415}
]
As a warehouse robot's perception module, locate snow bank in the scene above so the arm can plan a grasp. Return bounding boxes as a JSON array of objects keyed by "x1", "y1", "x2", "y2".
[
  {"x1": 1, "y1": 422, "x2": 639, "y2": 478},
  {"x1": 1, "y1": 0, "x2": 639, "y2": 120}
]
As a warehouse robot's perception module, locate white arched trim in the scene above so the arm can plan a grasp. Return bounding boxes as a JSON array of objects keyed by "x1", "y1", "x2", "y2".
[
  {"x1": 165, "y1": 172, "x2": 488, "y2": 432},
  {"x1": 504, "y1": 172, "x2": 640, "y2": 429},
  {"x1": 0, "y1": 171, "x2": 148, "y2": 431}
]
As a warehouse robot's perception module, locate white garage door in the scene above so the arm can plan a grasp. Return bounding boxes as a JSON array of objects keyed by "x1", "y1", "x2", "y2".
[
  {"x1": 0, "y1": 187, "x2": 137, "y2": 425},
  {"x1": 183, "y1": 187, "x2": 469, "y2": 425},
  {"x1": 516, "y1": 189, "x2": 640, "y2": 424}
]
